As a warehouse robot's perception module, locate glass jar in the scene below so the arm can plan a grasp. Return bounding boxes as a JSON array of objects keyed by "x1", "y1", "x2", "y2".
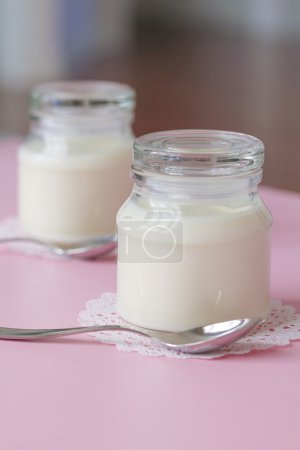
[
  {"x1": 117, "y1": 130, "x2": 273, "y2": 332},
  {"x1": 18, "y1": 81, "x2": 135, "y2": 245}
]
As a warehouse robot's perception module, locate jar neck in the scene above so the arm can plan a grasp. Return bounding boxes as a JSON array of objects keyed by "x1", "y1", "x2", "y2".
[
  {"x1": 132, "y1": 170, "x2": 262, "y2": 200},
  {"x1": 30, "y1": 108, "x2": 134, "y2": 138}
]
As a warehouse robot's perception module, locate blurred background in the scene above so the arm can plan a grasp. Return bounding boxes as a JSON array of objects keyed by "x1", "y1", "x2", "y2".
[{"x1": 0, "y1": 0, "x2": 300, "y2": 191}]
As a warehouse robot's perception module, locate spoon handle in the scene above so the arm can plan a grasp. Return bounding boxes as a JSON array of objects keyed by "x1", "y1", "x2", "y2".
[
  {"x1": 0, "y1": 235, "x2": 117, "y2": 259},
  {"x1": 0, "y1": 236, "x2": 72, "y2": 253},
  {"x1": 0, "y1": 237, "x2": 48, "y2": 245},
  {"x1": 0, "y1": 324, "x2": 139, "y2": 340}
]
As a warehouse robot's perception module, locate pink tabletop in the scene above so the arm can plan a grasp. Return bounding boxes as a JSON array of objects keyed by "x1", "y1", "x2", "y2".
[{"x1": 0, "y1": 138, "x2": 300, "y2": 450}]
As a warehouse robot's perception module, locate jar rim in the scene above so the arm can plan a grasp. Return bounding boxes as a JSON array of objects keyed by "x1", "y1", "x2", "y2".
[
  {"x1": 30, "y1": 80, "x2": 136, "y2": 118},
  {"x1": 133, "y1": 130, "x2": 265, "y2": 177}
]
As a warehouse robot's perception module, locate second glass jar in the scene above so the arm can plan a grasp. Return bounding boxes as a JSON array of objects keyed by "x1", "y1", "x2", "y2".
[{"x1": 18, "y1": 81, "x2": 135, "y2": 245}]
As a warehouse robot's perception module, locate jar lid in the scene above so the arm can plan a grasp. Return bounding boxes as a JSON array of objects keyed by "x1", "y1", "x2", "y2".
[
  {"x1": 30, "y1": 81, "x2": 135, "y2": 118},
  {"x1": 133, "y1": 130, "x2": 264, "y2": 177}
]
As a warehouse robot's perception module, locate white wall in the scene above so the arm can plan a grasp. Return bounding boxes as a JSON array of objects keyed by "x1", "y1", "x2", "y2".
[
  {"x1": 0, "y1": 0, "x2": 137, "y2": 90},
  {"x1": 0, "y1": 0, "x2": 66, "y2": 89}
]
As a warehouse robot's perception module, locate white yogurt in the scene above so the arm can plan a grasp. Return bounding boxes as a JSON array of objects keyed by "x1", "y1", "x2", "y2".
[
  {"x1": 19, "y1": 136, "x2": 132, "y2": 244},
  {"x1": 117, "y1": 195, "x2": 272, "y2": 332}
]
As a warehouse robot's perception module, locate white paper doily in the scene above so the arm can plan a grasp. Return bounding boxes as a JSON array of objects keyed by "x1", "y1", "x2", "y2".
[{"x1": 78, "y1": 293, "x2": 300, "y2": 359}]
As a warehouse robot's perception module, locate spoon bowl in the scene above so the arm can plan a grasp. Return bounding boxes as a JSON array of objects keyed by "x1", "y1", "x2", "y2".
[{"x1": 0, "y1": 317, "x2": 261, "y2": 353}]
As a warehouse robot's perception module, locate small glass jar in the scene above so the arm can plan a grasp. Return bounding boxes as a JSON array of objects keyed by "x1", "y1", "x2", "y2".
[
  {"x1": 117, "y1": 130, "x2": 273, "y2": 332},
  {"x1": 18, "y1": 81, "x2": 135, "y2": 245}
]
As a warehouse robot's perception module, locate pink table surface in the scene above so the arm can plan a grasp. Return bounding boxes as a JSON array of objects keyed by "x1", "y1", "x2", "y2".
[{"x1": 0, "y1": 138, "x2": 300, "y2": 450}]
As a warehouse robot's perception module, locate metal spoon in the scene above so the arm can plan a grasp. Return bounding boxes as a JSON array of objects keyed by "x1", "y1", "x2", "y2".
[
  {"x1": 0, "y1": 235, "x2": 117, "y2": 259},
  {"x1": 0, "y1": 317, "x2": 260, "y2": 353}
]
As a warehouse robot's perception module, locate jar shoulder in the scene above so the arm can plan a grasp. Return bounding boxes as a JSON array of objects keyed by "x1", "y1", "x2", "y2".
[
  {"x1": 117, "y1": 191, "x2": 273, "y2": 230},
  {"x1": 19, "y1": 134, "x2": 133, "y2": 153},
  {"x1": 19, "y1": 134, "x2": 134, "y2": 169}
]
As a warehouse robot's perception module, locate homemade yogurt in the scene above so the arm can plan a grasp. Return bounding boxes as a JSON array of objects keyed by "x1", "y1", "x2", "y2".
[{"x1": 117, "y1": 130, "x2": 273, "y2": 331}]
